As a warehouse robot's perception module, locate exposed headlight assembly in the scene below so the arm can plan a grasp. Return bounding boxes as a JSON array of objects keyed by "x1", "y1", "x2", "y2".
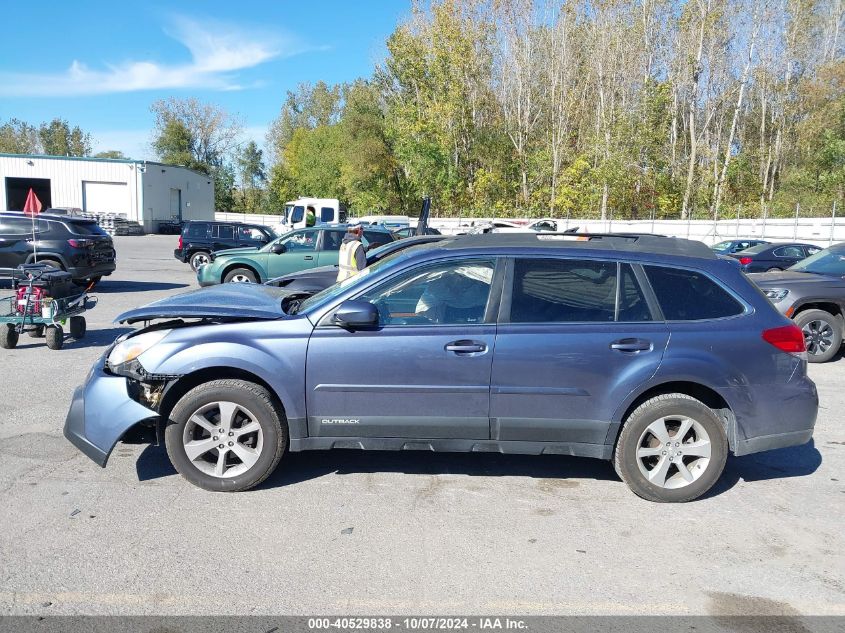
[
  {"x1": 763, "y1": 288, "x2": 789, "y2": 301},
  {"x1": 107, "y1": 330, "x2": 171, "y2": 373}
]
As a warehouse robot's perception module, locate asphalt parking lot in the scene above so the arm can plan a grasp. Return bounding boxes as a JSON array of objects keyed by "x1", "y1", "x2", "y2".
[{"x1": 0, "y1": 235, "x2": 842, "y2": 616}]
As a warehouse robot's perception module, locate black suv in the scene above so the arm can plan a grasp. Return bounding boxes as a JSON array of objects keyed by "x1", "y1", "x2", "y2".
[
  {"x1": 174, "y1": 221, "x2": 276, "y2": 271},
  {"x1": 0, "y1": 212, "x2": 116, "y2": 284}
]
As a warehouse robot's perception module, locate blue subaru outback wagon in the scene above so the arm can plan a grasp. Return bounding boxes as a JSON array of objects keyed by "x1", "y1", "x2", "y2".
[{"x1": 64, "y1": 233, "x2": 818, "y2": 502}]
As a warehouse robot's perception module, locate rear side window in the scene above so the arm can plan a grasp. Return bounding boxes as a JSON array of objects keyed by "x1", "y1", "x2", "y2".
[
  {"x1": 185, "y1": 223, "x2": 209, "y2": 238},
  {"x1": 0, "y1": 217, "x2": 48, "y2": 235},
  {"x1": 213, "y1": 225, "x2": 235, "y2": 240},
  {"x1": 644, "y1": 265, "x2": 743, "y2": 320},
  {"x1": 510, "y1": 258, "x2": 618, "y2": 323},
  {"x1": 321, "y1": 231, "x2": 343, "y2": 251},
  {"x1": 67, "y1": 221, "x2": 108, "y2": 236},
  {"x1": 363, "y1": 230, "x2": 391, "y2": 248},
  {"x1": 320, "y1": 207, "x2": 334, "y2": 222},
  {"x1": 774, "y1": 246, "x2": 803, "y2": 258}
]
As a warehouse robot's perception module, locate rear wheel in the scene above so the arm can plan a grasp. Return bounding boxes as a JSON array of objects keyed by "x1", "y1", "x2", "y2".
[
  {"x1": 794, "y1": 309, "x2": 842, "y2": 363},
  {"x1": 614, "y1": 394, "x2": 728, "y2": 503},
  {"x1": 27, "y1": 325, "x2": 44, "y2": 338},
  {"x1": 45, "y1": 325, "x2": 64, "y2": 350},
  {"x1": 37, "y1": 258, "x2": 63, "y2": 270},
  {"x1": 223, "y1": 268, "x2": 257, "y2": 284},
  {"x1": 0, "y1": 324, "x2": 18, "y2": 349},
  {"x1": 767, "y1": 267, "x2": 782, "y2": 272},
  {"x1": 69, "y1": 316, "x2": 86, "y2": 339},
  {"x1": 190, "y1": 251, "x2": 211, "y2": 271},
  {"x1": 165, "y1": 379, "x2": 287, "y2": 491}
]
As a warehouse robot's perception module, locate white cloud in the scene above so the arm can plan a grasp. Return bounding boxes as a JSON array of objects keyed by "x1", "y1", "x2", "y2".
[{"x1": 0, "y1": 16, "x2": 307, "y2": 97}]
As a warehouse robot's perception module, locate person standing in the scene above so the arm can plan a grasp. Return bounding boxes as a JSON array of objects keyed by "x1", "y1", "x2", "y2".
[
  {"x1": 305, "y1": 205, "x2": 317, "y2": 227},
  {"x1": 337, "y1": 224, "x2": 366, "y2": 282}
]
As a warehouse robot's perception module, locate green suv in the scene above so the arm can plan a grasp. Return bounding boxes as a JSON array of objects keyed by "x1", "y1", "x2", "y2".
[{"x1": 196, "y1": 225, "x2": 395, "y2": 286}]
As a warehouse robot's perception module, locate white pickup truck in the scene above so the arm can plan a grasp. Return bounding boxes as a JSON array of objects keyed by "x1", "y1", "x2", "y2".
[{"x1": 273, "y1": 198, "x2": 347, "y2": 233}]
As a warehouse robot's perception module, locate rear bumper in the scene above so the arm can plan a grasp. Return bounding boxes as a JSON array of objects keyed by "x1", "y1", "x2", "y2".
[
  {"x1": 66, "y1": 261, "x2": 116, "y2": 280},
  {"x1": 173, "y1": 249, "x2": 188, "y2": 263},
  {"x1": 63, "y1": 356, "x2": 158, "y2": 466},
  {"x1": 730, "y1": 375, "x2": 818, "y2": 456}
]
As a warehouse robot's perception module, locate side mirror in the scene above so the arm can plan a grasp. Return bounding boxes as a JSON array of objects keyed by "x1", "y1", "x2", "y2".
[
  {"x1": 271, "y1": 243, "x2": 287, "y2": 254},
  {"x1": 333, "y1": 300, "x2": 379, "y2": 329}
]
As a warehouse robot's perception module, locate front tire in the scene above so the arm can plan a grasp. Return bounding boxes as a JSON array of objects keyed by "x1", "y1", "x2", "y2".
[
  {"x1": 45, "y1": 325, "x2": 64, "y2": 350},
  {"x1": 0, "y1": 324, "x2": 18, "y2": 349},
  {"x1": 69, "y1": 316, "x2": 86, "y2": 339},
  {"x1": 223, "y1": 268, "x2": 257, "y2": 284},
  {"x1": 795, "y1": 309, "x2": 842, "y2": 363},
  {"x1": 614, "y1": 394, "x2": 728, "y2": 503},
  {"x1": 165, "y1": 379, "x2": 287, "y2": 491}
]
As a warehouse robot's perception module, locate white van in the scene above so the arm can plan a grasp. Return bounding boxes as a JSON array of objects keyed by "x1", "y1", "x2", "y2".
[{"x1": 273, "y1": 198, "x2": 347, "y2": 233}]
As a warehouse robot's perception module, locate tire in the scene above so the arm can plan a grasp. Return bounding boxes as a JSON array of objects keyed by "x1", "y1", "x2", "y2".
[
  {"x1": 28, "y1": 325, "x2": 44, "y2": 338},
  {"x1": 794, "y1": 309, "x2": 842, "y2": 363},
  {"x1": 165, "y1": 379, "x2": 287, "y2": 492},
  {"x1": 223, "y1": 268, "x2": 257, "y2": 284},
  {"x1": 614, "y1": 393, "x2": 728, "y2": 503},
  {"x1": 767, "y1": 267, "x2": 782, "y2": 272},
  {"x1": 37, "y1": 258, "x2": 63, "y2": 270},
  {"x1": 189, "y1": 251, "x2": 211, "y2": 271},
  {"x1": 0, "y1": 324, "x2": 18, "y2": 349},
  {"x1": 45, "y1": 325, "x2": 64, "y2": 350},
  {"x1": 69, "y1": 316, "x2": 86, "y2": 339}
]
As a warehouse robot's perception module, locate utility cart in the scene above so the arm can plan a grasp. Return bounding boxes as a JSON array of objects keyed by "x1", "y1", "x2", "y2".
[{"x1": 0, "y1": 264, "x2": 97, "y2": 350}]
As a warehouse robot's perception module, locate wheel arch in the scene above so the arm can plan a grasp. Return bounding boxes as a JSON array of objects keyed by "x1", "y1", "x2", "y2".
[
  {"x1": 608, "y1": 380, "x2": 736, "y2": 451},
  {"x1": 791, "y1": 301, "x2": 845, "y2": 328},
  {"x1": 25, "y1": 252, "x2": 68, "y2": 268},
  {"x1": 221, "y1": 261, "x2": 262, "y2": 283}
]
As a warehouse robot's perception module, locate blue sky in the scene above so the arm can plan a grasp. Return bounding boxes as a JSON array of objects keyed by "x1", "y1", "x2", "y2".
[{"x1": 0, "y1": 1, "x2": 409, "y2": 159}]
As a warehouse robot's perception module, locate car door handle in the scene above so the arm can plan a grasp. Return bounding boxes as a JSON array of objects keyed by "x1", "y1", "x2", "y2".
[
  {"x1": 610, "y1": 338, "x2": 652, "y2": 353},
  {"x1": 445, "y1": 340, "x2": 487, "y2": 354},
  {"x1": 304, "y1": 255, "x2": 314, "y2": 260}
]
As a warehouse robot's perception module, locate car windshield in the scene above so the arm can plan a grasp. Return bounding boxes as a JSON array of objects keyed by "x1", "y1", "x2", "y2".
[
  {"x1": 260, "y1": 229, "x2": 297, "y2": 252},
  {"x1": 296, "y1": 248, "x2": 424, "y2": 314},
  {"x1": 790, "y1": 247, "x2": 845, "y2": 275}
]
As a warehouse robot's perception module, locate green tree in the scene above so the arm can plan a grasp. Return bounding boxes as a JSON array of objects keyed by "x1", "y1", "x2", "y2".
[
  {"x1": 38, "y1": 118, "x2": 91, "y2": 156},
  {"x1": 236, "y1": 141, "x2": 267, "y2": 213},
  {"x1": 0, "y1": 118, "x2": 40, "y2": 154},
  {"x1": 93, "y1": 150, "x2": 127, "y2": 159}
]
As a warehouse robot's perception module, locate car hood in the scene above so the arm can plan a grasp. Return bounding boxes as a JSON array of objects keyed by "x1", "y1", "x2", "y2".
[
  {"x1": 212, "y1": 246, "x2": 262, "y2": 258},
  {"x1": 115, "y1": 283, "x2": 294, "y2": 323},
  {"x1": 748, "y1": 270, "x2": 845, "y2": 287}
]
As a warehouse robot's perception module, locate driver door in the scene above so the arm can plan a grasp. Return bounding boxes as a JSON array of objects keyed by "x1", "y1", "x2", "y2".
[
  {"x1": 305, "y1": 257, "x2": 501, "y2": 440},
  {"x1": 267, "y1": 229, "x2": 321, "y2": 278}
]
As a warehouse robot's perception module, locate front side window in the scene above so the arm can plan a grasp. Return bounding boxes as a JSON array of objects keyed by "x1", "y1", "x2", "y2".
[
  {"x1": 358, "y1": 259, "x2": 495, "y2": 326},
  {"x1": 321, "y1": 230, "x2": 343, "y2": 251},
  {"x1": 240, "y1": 226, "x2": 266, "y2": 240},
  {"x1": 644, "y1": 265, "x2": 743, "y2": 320},
  {"x1": 291, "y1": 206, "x2": 305, "y2": 224},
  {"x1": 282, "y1": 229, "x2": 319, "y2": 251}
]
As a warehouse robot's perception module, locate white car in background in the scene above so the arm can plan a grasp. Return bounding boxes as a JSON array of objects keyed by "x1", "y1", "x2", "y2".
[{"x1": 465, "y1": 218, "x2": 573, "y2": 234}]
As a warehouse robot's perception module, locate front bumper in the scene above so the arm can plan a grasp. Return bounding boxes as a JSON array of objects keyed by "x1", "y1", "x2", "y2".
[
  {"x1": 195, "y1": 263, "x2": 218, "y2": 287},
  {"x1": 63, "y1": 355, "x2": 158, "y2": 466}
]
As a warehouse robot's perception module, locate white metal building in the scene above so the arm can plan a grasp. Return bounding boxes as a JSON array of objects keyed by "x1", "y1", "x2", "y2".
[{"x1": 0, "y1": 153, "x2": 214, "y2": 232}]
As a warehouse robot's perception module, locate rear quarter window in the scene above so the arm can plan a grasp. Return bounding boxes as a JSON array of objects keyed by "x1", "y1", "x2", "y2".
[
  {"x1": 185, "y1": 223, "x2": 209, "y2": 238},
  {"x1": 644, "y1": 265, "x2": 744, "y2": 320}
]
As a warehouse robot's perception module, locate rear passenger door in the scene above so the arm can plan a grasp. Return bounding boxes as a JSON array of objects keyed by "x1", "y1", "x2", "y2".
[
  {"x1": 211, "y1": 224, "x2": 236, "y2": 251},
  {"x1": 490, "y1": 258, "x2": 669, "y2": 445},
  {"x1": 316, "y1": 229, "x2": 343, "y2": 267},
  {"x1": 0, "y1": 217, "x2": 36, "y2": 268}
]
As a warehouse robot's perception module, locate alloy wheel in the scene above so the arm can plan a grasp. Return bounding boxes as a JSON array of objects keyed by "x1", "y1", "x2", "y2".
[
  {"x1": 191, "y1": 253, "x2": 210, "y2": 269},
  {"x1": 635, "y1": 416, "x2": 712, "y2": 489},
  {"x1": 229, "y1": 274, "x2": 253, "y2": 283},
  {"x1": 182, "y1": 401, "x2": 263, "y2": 478},
  {"x1": 802, "y1": 319, "x2": 834, "y2": 357}
]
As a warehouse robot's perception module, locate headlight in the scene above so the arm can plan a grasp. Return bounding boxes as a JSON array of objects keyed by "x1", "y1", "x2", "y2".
[
  {"x1": 763, "y1": 288, "x2": 789, "y2": 301},
  {"x1": 107, "y1": 330, "x2": 171, "y2": 369}
]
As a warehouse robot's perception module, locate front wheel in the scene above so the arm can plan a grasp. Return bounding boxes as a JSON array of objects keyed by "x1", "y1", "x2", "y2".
[
  {"x1": 69, "y1": 316, "x2": 86, "y2": 339},
  {"x1": 223, "y1": 268, "x2": 257, "y2": 284},
  {"x1": 0, "y1": 324, "x2": 18, "y2": 349},
  {"x1": 614, "y1": 394, "x2": 728, "y2": 503},
  {"x1": 165, "y1": 379, "x2": 287, "y2": 491},
  {"x1": 795, "y1": 309, "x2": 842, "y2": 363},
  {"x1": 45, "y1": 325, "x2": 64, "y2": 350}
]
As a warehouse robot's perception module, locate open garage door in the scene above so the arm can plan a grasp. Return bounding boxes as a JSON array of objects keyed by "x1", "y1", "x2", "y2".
[
  {"x1": 83, "y1": 181, "x2": 129, "y2": 215},
  {"x1": 5, "y1": 177, "x2": 51, "y2": 211}
]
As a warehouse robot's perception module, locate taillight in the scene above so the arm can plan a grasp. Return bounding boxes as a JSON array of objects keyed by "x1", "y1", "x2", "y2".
[
  {"x1": 67, "y1": 238, "x2": 93, "y2": 248},
  {"x1": 739, "y1": 257, "x2": 752, "y2": 265},
  {"x1": 762, "y1": 325, "x2": 806, "y2": 355},
  {"x1": 178, "y1": 234, "x2": 183, "y2": 249}
]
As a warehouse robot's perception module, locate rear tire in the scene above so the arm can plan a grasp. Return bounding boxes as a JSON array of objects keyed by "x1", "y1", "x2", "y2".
[
  {"x1": 223, "y1": 268, "x2": 257, "y2": 284},
  {"x1": 165, "y1": 379, "x2": 287, "y2": 491},
  {"x1": 614, "y1": 393, "x2": 728, "y2": 503},
  {"x1": 767, "y1": 267, "x2": 782, "y2": 272},
  {"x1": 37, "y1": 258, "x2": 63, "y2": 270},
  {"x1": 45, "y1": 325, "x2": 64, "y2": 350},
  {"x1": 0, "y1": 324, "x2": 18, "y2": 349},
  {"x1": 190, "y1": 251, "x2": 211, "y2": 271},
  {"x1": 28, "y1": 325, "x2": 44, "y2": 338},
  {"x1": 794, "y1": 309, "x2": 842, "y2": 363},
  {"x1": 69, "y1": 316, "x2": 86, "y2": 339}
]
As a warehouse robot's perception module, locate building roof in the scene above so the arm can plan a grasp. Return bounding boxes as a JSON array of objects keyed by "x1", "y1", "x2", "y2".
[{"x1": 0, "y1": 153, "x2": 210, "y2": 178}]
